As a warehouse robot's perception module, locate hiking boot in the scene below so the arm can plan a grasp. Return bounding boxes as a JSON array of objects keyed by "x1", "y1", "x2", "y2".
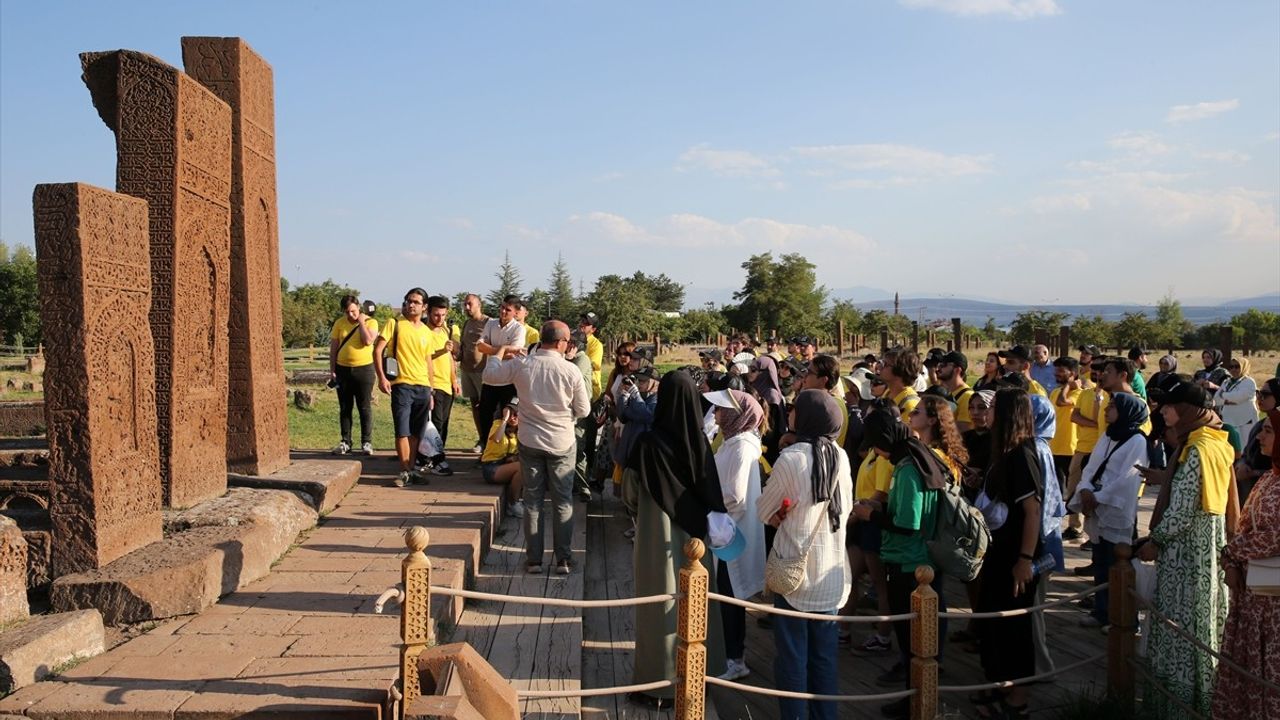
[
  {"x1": 394, "y1": 471, "x2": 411, "y2": 488},
  {"x1": 332, "y1": 441, "x2": 351, "y2": 455},
  {"x1": 430, "y1": 460, "x2": 453, "y2": 476},
  {"x1": 359, "y1": 442, "x2": 373, "y2": 455}
]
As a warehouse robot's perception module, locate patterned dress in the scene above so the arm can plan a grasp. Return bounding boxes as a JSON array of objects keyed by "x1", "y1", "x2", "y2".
[
  {"x1": 1213, "y1": 470, "x2": 1280, "y2": 720},
  {"x1": 1147, "y1": 447, "x2": 1230, "y2": 716}
]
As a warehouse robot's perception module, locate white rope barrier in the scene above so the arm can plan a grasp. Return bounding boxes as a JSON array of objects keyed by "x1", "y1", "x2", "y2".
[
  {"x1": 429, "y1": 585, "x2": 677, "y2": 609},
  {"x1": 940, "y1": 582, "x2": 1108, "y2": 620},
  {"x1": 707, "y1": 591, "x2": 916, "y2": 623},
  {"x1": 517, "y1": 680, "x2": 674, "y2": 699},
  {"x1": 1128, "y1": 590, "x2": 1280, "y2": 695},
  {"x1": 937, "y1": 652, "x2": 1106, "y2": 693},
  {"x1": 705, "y1": 676, "x2": 916, "y2": 702}
]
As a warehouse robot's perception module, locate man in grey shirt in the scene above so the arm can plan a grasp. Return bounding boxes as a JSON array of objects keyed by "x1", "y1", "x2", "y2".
[{"x1": 485, "y1": 320, "x2": 590, "y2": 575}]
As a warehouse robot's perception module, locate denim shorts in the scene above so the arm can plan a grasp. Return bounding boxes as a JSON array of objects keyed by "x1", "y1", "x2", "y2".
[
  {"x1": 481, "y1": 461, "x2": 507, "y2": 484},
  {"x1": 390, "y1": 383, "x2": 431, "y2": 438}
]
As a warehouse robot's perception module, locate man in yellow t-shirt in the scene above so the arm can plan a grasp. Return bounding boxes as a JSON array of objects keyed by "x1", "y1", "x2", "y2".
[
  {"x1": 374, "y1": 287, "x2": 437, "y2": 487},
  {"x1": 516, "y1": 304, "x2": 541, "y2": 346},
  {"x1": 578, "y1": 312, "x2": 606, "y2": 492},
  {"x1": 421, "y1": 295, "x2": 461, "y2": 476},
  {"x1": 998, "y1": 344, "x2": 1048, "y2": 396},
  {"x1": 935, "y1": 351, "x2": 974, "y2": 431},
  {"x1": 1065, "y1": 362, "x2": 1108, "y2": 541},
  {"x1": 579, "y1": 312, "x2": 604, "y2": 400},
  {"x1": 328, "y1": 295, "x2": 380, "y2": 455},
  {"x1": 1050, "y1": 357, "x2": 1082, "y2": 512},
  {"x1": 884, "y1": 350, "x2": 921, "y2": 415}
]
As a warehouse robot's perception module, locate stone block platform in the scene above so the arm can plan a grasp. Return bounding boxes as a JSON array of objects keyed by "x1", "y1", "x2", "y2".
[
  {"x1": 227, "y1": 452, "x2": 362, "y2": 515},
  {"x1": 0, "y1": 454, "x2": 502, "y2": 719}
]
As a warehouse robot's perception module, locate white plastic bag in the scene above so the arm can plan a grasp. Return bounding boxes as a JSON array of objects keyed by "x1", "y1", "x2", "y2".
[
  {"x1": 417, "y1": 420, "x2": 444, "y2": 458},
  {"x1": 1132, "y1": 558, "x2": 1157, "y2": 657}
]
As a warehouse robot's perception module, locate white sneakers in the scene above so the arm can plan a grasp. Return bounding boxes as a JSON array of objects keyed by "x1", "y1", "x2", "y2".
[{"x1": 718, "y1": 658, "x2": 750, "y2": 681}]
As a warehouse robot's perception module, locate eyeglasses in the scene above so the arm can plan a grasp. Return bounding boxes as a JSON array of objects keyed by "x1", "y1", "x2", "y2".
[{"x1": 1259, "y1": 390, "x2": 1275, "y2": 398}]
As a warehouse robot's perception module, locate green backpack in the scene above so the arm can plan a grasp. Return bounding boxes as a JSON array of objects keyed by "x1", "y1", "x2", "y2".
[{"x1": 926, "y1": 479, "x2": 991, "y2": 582}]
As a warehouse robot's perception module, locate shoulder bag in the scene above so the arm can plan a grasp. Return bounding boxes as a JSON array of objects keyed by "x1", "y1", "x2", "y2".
[
  {"x1": 765, "y1": 501, "x2": 828, "y2": 595},
  {"x1": 383, "y1": 319, "x2": 400, "y2": 381}
]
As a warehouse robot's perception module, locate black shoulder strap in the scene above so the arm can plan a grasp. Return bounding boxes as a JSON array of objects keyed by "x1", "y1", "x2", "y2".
[
  {"x1": 337, "y1": 320, "x2": 362, "y2": 350},
  {"x1": 389, "y1": 318, "x2": 400, "y2": 358}
]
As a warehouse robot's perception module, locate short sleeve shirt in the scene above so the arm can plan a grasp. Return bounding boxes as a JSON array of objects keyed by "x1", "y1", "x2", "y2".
[
  {"x1": 330, "y1": 316, "x2": 379, "y2": 367},
  {"x1": 481, "y1": 318, "x2": 527, "y2": 385},
  {"x1": 1049, "y1": 386, "x2": 1080, "y2": 456},
  {"x1": 856, "y1": 451, "x2": 894, "y2": 500},
  {"x1": 379, "y1": 318, "x2": 434, "y2": 387},
  {"x1": 425, "y1": 325, "x2": 455, "y2": 392}
]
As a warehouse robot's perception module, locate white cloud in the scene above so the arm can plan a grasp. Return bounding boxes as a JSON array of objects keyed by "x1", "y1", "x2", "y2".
[
  {"x1": 1263, "y1": 132, "x2": 1280, "y2": 142},
  {"x1": 676, "y1": 143, "x2": 779, "y2": 178},
  {"x1": 399, "y1": 250, "x2": 440, "y2": 263},
  {"x1": 1028, "y1": 193, "x2": 1091, "y2": 213},
  {"x1": 566, "y1": 211, "x2": 874, "y2": 252},
  {"x1": 1107, "y1": 132, "x2": 1172, "y2": 159},
  {"x1": 594, "y1": 171, "x2": 624, "y2": 183},
  {"x1": 791, "y1": 143, "x2": 992, "y2": 188},
  {"x1": 1193, "y1": 150, "x2": 1251, "y2": 164},
  {"x1": 1166, "y1": 99, "x2": 1240, "y2": 124},
  {"x1": 898, "y1": 0, "x2": 1061, "y2": 20}
]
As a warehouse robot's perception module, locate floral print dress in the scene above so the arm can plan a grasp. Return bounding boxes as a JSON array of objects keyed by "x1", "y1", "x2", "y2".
[
  {"x1": 1213, "y1": 470, "x2": 1280, "y2": 720},
  {"x1": 1147, "y1": 447, "x2": 1230, "y2": 716}
]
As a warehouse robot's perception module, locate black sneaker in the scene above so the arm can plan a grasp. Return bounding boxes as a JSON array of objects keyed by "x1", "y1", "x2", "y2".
[
  {"x1": 876, "y1": 662, "x2": 906, "y2": 686},
  {"x1": 1062, "y1": 527, "x2": 1082, "y2": 541},
  {"x1": 1072, "y1": 563, "x2": 1096, "y2": 577},
  {"x1": 430, "y1": 460, "x2": 453, "y2": 476}
]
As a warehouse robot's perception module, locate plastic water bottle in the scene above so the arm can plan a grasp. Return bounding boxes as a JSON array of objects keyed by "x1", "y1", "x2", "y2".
[{"x1": 1031, "y1": 553, "x2": 1057, "y2": 577}]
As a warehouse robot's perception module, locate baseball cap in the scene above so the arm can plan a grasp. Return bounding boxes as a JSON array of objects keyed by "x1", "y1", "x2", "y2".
[
  {"x1": 1149, "y1": 375, "x2": 1211, "y2": 408},
  {"x1": 732, "y1": 352, "x2": 755, "y2": 365},
  {"x1": 1127, "y1": 346, "x2": 1148, "y2": 361},
  {"x1": 998, "y1": 345, "x2": 1031, "y2": 361},
  {"x1": 843, "y1": 367, "x2": 874, "y2": 399},
  {"x1": 1077, "y1": 344, "x2": 1101, "y2": 357},
  {"x1": 633, "y1": 366, "x2": 660, "y2": 381},
  {"x1": 939, "y1": 350, "x2": 969, "y2": 370},
  {"x1": 922, "y1": 348, "x2": 946, "y2": 367},
  {"x1": 579, "y1": 311, "x2": 599, "y2": 326},
  {"x1": 698, "y1": 348, "x2": 724, "y2": 362}
]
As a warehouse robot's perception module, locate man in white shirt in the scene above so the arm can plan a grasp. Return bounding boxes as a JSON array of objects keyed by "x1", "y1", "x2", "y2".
[
  {"x1": 485, "y1": 320, "x2": 591, "y2": 575},
  {"x1": 476, "y1": 296, "x2": 527, "y2": 434}
]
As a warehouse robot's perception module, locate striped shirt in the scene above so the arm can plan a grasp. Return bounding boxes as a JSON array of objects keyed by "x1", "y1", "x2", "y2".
[{"x1": 756, "y1": 443, "x2": 853, "y2": 612}]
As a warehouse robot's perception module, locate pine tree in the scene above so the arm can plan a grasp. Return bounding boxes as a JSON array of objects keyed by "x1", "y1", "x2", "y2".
[
  {"x1": 548, "y1": 253, "x2": 577, "y2": 320},
  {"x1": 484, "y1": 250, "x2": 523, "y2": 314}
]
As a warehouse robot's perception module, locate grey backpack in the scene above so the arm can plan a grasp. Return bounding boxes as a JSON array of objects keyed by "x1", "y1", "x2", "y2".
[{"x1": 927, "y1": 480, "x2": 991, "y2": 582}]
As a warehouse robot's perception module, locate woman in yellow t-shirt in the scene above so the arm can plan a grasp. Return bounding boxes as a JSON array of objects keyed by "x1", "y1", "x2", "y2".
[
  {"x1": 481, "y1": 399, "x2": 524, "y2": 518},
  {"x1": 329, "y1": 294, "x2": 379, "y2": 455}
]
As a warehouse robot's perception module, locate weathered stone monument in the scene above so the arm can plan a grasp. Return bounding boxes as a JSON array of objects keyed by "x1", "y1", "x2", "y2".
[
  {"x1": 0, "y1": 516, "x2": 29, "y2": 625},
  {"x1": 80, "y1": 50, "x2": 233, "y2": 508},
  {"x1": 32, "y1": 183, "x2": 162, "y2": 574},
  {"x1": 181, "y1": 37, "x2": 290, "y2": 476}
]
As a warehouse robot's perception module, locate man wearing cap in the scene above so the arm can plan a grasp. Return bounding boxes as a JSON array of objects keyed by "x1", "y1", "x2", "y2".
[
  {"x1": 1127, "y1": 346, "x2": 1149, "y2": 400},
  {"x1": 1078, "y1": 345, "x2": 1100, "y2": 381},
  {"x1": 765, "y1": 336, "x2": 785, "y2": 362},
  {"x1": 935, "y1": 351, "x2": 975, "y2": 432},
  {"x1": 579, "y1": 312, "x2": 605, "y2": 399},
  {"x1": 485, "y1": 320, "x2": 591, "y2": 575},
  {"x1": 999, "y1": 345, "x2": 1048, "y2": 397},
  {"x1": 699, "y1": 348, "x2": 727, "y2": 373},
  {"x1": 796, "y1": 336, "x2": 817, "y2": 363},
  {"x1": 1030, "y1": 344, "x2": 1056, "y2": 392}
]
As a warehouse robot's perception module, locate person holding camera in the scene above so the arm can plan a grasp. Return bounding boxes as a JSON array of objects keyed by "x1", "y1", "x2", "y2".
[
  {"x1": 329, "y1": 295, "x2": 379, "y2": 455},
  {"x1": 374, "y1": 288, "x2": 437, "y2": 488}
]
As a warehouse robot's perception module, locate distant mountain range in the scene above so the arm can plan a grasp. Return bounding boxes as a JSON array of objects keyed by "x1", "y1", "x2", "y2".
[{"x1": 681, "y1": 287, "x2": 1280, "y2": 327}]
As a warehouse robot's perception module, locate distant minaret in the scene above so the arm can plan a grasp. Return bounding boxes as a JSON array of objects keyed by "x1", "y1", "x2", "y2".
[{"x1": 894, "y1": 292, "x2": 900, "y2": 316}]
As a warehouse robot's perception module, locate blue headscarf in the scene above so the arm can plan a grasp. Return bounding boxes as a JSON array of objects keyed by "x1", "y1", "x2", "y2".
[{"x1": 1030, "y1": 394, "x2": 1066, "y2": 572}]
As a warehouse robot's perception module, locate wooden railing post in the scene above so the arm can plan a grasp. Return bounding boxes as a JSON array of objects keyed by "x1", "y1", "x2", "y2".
[
  {"x1": 1107, "y1": 543, "x2": 1136, "y2": 712},
  {"x1": 676, "y1": 539, "x2": 708, "y2": 720},
  {"x1": 400, "y1": 526, "x2": 432, "y2": 714},
  {"x1": 909, "y1": 566, "x2": 938, "y2": 720}
]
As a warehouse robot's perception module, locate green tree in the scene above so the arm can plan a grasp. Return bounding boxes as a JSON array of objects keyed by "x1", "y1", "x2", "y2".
[
  {"x1": 583, "y1": 274, "x2": 655, "y2": 342},
  {"x1": 1230, "y1": 309, "x2": 1280, "y2": 351},
  {"x1": 639, "y1": 272, "x2": 685, "y2": 313},
  {"x1": 729, "y1": 252, "x2": 826, "y2": 338},
  {"x1": 680, "y1": 308, "x2": 728, "y2": 344},
  {"x1": 981, "y1": 316, "x2": 1004, "y2": 344},
  {"x1": 485, "y1": 250, "x2": 523, "y2": 313},
  {"x1": 1153, "y1": 295, "x2": 1193, "y2": 350},
  {"x1": 1110, "y1": 311, "x2": 1157, "y2": 350},
  {"x1": 1070, "y1": 314, "x2": 1114, "y2": 349},
  {"x1": 827, "y1": 300, "x2": 862, "y2": 345},
  {"x1": 525, "y1": 287, "x2": 549, "y2": 327},
  {"x1": 1009, "y1": 310, "x2": 1069, "y2": 346},
  {"x1": 0, "y1": 243, "x2": 40, "y2": 347},
  {"x1": 547, "y1": 253, "x2": 577, "y2": 321},
  {"x1": 279, "y1": 278, "x2": 359, "y2": 347}
]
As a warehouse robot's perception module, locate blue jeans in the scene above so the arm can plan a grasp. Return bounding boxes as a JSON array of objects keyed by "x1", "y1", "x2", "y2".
[
  {"x1": 519, "y1": 445, "x2": 576, "y2": 565},
  {"x1": 772, "y1": 596, "x2": 839, "y2": 720}
]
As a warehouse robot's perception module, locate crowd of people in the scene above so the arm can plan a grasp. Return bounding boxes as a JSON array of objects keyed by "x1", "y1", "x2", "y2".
[{"x1": 328, "y1": 291, "x2": 1280, "y2": 719}]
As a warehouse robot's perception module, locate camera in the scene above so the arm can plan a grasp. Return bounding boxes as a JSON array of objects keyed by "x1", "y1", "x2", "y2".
[
  {"x1": 621, "y1": 374, "x2": 636, "y2": 387},
  {"x1": 326, "y1": 377, "x2": 340, "y2": 390}
]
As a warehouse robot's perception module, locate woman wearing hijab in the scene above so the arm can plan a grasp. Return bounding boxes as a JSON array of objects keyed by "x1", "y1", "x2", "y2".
[
  {"x1": 852, "y1": 409, "x2": 951, "y2": 717},
  {"x1": 1149, "y1": 354, "x2": 1179, "y2": 391},
  {"x1": 704, "y1": 388, "x2": 767, "y2": 682},
  {"x1": 749, "y1": 354, "x2": 788, "y2": 466},
  {"x1": 972, "y1": 388, "x2": 1043, "y2": 719},
  {"x1": 1213, "y1": 410, "x2": 1280, "y2": 720},
  {"x1": 756, "y1": 389, "x2": 853, "y2": 720},
  {"x1": 1028, "y1": 394, "x2": 1068, "y2": 677},
  {"x1": 1237, "y1": 377, "x2": 1280, "y2": 503},
  {"x1": 1136, "y1": 379, "x2": 1232, "y2": 717},
  {"x1": 624, "y1": 370, "x2": 727, "y2": 708},
  {"x1": 1216, "y1": 356, "x2": 1260, "y2": 434},
  {"x1": 1068, "y1": 393, "x2": 1148, "y2": 628},
  {"x1": 1195, "y1": 348, "x2": 1232, "y2": 390}
]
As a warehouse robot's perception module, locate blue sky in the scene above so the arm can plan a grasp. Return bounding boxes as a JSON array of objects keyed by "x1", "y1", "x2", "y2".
[{"x1": 2, "y1": 1, "x2": 1277, "y2": 307}]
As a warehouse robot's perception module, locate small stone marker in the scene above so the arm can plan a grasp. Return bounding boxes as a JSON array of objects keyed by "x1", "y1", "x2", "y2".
[{"x1": 33, "y1": 183, "x2": 162, "y2": 575}]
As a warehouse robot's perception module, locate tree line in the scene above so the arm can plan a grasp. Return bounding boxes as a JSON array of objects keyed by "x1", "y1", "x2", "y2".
[{"x1": 2, "y1": 242, "x2": 1278, "y2": 352}]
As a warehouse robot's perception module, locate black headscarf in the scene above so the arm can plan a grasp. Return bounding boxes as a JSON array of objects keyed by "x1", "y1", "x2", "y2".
[
  {"x1": 1105, "y1": 392, "x2": 1149, "y2": 445},
  {"x1": 870, "y1": 409, "x2": 951, "y2": 491},
  {"x1": 791, "y1": 389, "x2": 845, "y2": 531},
  {"x1": 627, "y1": 370, "x2": 726, "y2": 539}
]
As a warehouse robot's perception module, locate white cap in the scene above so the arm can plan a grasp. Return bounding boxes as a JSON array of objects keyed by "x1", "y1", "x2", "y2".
[
  {"x1": 701, "y1": 389, "x2": 740, "y2": 410},
  {"x1": 732, "y1": 352, "x2": 755, "y2": 365},
  {"x1": 843, "y1": 367, "x2": 873, "y2": 400}
]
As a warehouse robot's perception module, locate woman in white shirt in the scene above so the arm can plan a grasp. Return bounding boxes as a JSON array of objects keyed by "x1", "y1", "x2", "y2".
[
  {"x1": 757, "y1": 389, "x2": 853, "y2": 720},
  {"x1": 1068, "y1": 392, "x2": 1148, "y2": 628},
  {"x1": 1216, "y1": 357, "x2": 1259, "y2": 433},
  {"x1": 703, "y1": 388, "x2": 767, "y2": 681}
]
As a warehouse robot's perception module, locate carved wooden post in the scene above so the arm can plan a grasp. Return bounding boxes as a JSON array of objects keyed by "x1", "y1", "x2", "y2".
[
  {"x1": 1107, "y1": 543, "x2": 1136, "y2": 712},
  {"x1": 880, "y1": 330, "x2": 889, "y2": 355},
  {"x1": 676, "y1": 539, "x2": 708, "y2": 720},
  {"x1": 837, "y1": 320, "x2": 845, "y2": 358},
  {"x1": 1059, "y1": 325, "x2": 1071, "y2": 359},
  {"x1": 909, "y1": 566, "x2": 938, "y2": 720},
  {"x1": 400, "y1": 526, "x2": 432, "y2": 710},
  {"x1": 1220, "y1": 326, "x2": 1233, "y2": 363},
  {"x1": 911, "y1": 322, "x2": 920, "y2": 352}
]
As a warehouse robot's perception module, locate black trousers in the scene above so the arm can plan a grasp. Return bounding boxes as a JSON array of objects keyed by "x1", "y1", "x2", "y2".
[
  {"x1": 886, "y1": 563, "x2": 947, "y2": 685},
  {"x1": 478, "y1": 383, "x2": 516, "y2": 437},
  {"x1": 336, "y1": 363, "x2": 375, "y2": 445},
  {"x1": 717, "y1": 559, "x2": 746, "y2": 660},
  {"x1": 430, "y1": 388, "x2": 453, "y2": 459}
]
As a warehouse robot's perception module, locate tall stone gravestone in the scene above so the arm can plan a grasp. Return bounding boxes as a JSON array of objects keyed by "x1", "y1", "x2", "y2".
[
  {"x1": 181, "y1": 37, "x2": 290, "y2": 476},
  {"x1": 80, "y1": 50, "x2": 233, "y2": 508},
  {"x1": 33, "y1": 183, "x2": 162, "y2": 574}
]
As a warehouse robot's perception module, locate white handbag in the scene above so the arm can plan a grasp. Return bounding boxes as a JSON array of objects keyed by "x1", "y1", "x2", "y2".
[{"x1": 1247, "y1": 556, "x2": 1280, "y2": 596}]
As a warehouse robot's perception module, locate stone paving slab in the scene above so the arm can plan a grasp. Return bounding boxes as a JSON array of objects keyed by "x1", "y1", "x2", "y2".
[{"x1": 0, "y1": 453, "x2": 502, "y2": 719}]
